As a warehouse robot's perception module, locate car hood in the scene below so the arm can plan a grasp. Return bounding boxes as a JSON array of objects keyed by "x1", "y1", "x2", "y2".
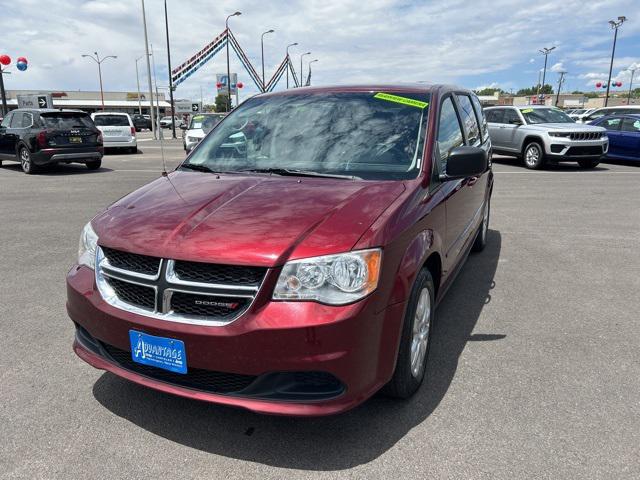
[
  {"x1": 527, "y1": 123, "x2": 606, "y2": 132},
  {"x1": 185, "y1": 128, "x2": 205, "y2": 138},
  {"x1": 93, "y1": 171, "x2": 405, "y2": 267}
]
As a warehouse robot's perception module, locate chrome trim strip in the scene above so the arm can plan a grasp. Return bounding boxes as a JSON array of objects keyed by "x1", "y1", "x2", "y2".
[
  {"x1": 165, "y1": 259, "x2": 260, "y2": 292},
  {"x1": 100, "y1": 258, "x2": 161, "y2": 281}
]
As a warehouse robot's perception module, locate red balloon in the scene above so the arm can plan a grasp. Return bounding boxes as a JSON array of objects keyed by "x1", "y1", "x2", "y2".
[
  {"x1": 0, "y1": 54, "x2": 11, "y2": 66},
  {"x1": 216, "y1": 82, "x2": 222, "y2": 88},
  {"x1": 237, "y1": 81, "x2": 244, "y2": 89},
  {"x1": 595, "y1": 82, "x2": 602, "y2": 88},
  {"x1": 17, "y1": 56, "x2": 27, "y2": 64},
  {"x1": 617, "y1": 81, "x2": 623, "y2": 87}
]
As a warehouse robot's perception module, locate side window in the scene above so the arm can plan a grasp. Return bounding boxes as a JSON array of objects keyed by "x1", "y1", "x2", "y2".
[
  {"x1": 455, "y1": 94, "x2": 481, "y2": 146},
  {"x1": 503, "y1": 109, "x2": 521, "y2": 124},
  {"x1": 10, "y1": 113, "x2": 23, "y2": 128},
  {"x1": 22, "y1": 113, "x2": 33, "y2": 128},
  {"x1": 602, "y1": 117, "x2": 622, "y2": 131},
  {"x1": 485, "y1": 109, "x2": 504, "y2": 123},
  {"x1": 470, "y1": 94, "x2": 488, "y2": 141},
  {"x1": 621, "y1": 117, "x2": 640, "y2": 133},
  {"x1": 437, "y1": 96, "x2": 464, "y2": 172},
  {"x1": 588, "y1": 110, "x2": 606, "y2": 121},
  {"x1": 0, "y1": 113, "x2": 11, "y2": 128}
]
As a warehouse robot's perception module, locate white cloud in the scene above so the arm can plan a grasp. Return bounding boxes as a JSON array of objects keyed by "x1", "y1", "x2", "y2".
[{"x1": 550, "y1": 62, "x2": 565, "y2": 73}]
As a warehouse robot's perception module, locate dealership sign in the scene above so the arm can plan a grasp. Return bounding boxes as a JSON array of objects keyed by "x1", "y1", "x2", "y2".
[{"x1": 175, "y1": 100, "x2": 202, "y2": 114}]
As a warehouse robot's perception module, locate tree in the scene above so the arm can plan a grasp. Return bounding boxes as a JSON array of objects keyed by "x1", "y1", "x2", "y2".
[
  {"x1": 516, "y1": 84, "x2": 554, "y2": 95},
  {"x1": 584, "y1": 92, "x2": 600, "y2": 98},
  {"x1": 474, "y1": 87, "x2": 504, "y2": 96},
  {"x1": 214, "y1": 94, "x2": 229, "y2": 112}
]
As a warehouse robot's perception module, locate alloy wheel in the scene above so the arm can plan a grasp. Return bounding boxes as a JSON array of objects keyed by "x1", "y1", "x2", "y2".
[
  {"x1": 525, "y1": 145, "x2": 540, "y2": 168},
  {"x1": 410, "y1": 287, "x2": 431, "y2": 378},
  {"x1": 20, "y1": 148, "x2": 31, "y2": 172}
]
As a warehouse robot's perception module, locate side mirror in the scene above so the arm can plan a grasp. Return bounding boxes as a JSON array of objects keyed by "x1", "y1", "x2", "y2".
[{"x1": 441, "y1": 146, "x2": 488, "y2": 181}]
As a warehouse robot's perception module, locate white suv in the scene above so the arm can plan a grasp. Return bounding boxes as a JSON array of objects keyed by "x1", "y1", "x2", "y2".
[{"x1": 91, "y1": 112, "x2": 137, "y2": 154}]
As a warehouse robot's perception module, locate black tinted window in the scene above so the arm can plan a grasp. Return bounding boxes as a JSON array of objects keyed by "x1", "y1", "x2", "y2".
[
  {"x1": 10, "y1": 113, "x2": 23, "y2": 128},
  {"x1": 621, "y1": 117, "x2": 640, "y2": 132},
  {"x1": 21, "y1": 113, "x2": 33, "y2": 128},
  {"x1": 437, "y1": 97, "x2": 464, "y2": 171},
  {"x1": 456, "y1": 94, "x2": 480, "y2": 145},
  {"x1": 0, "y1": 114, "x2": 10, "y2": 128},
  {"x1": 41, "y1": 113, "x2": 94, "y2": 129},
  {"x1": 602, "y1": 117, "x2": 622, "y2": 130},
  {"x1": 485, "y1": 109, "x2": 504, "y2": 123},
  {"x1": 503, "y1": 109, "x2": 521, "y2": 124},
  {"x1": 471, "y1": 95, "x2": 488, "y2": 141},
  {"x1": 93, "y1": 115, "x2": 130, "y2": 126}
]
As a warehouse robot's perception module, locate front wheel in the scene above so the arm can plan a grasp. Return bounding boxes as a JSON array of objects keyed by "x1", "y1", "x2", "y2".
[
  {"x1": 384, "y1": 268, "x2": 435, "y2": 399},
  {"x1": 20, "y1": 146, "x2": 37, "y2": 174},
  {"x1": 523, "y1": 141, "x2": 545, "y2": 169},
  {"x1": 472, "y1": 198, "x2": 490, "y2": 252},
  {"x1": 578, "y1": 159, "x2": 599, "y2": 169}
]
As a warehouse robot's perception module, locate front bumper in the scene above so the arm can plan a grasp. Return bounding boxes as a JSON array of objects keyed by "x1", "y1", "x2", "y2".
[
  {"x1": 545, "y1": 137, "x2": 608, "y2": 160},
  {"x1": 67, "y1": 266, "x2": 405, "y2": 416},
  {"x1": 32, "y1": 147, "x2": 103, "y2": 165}
]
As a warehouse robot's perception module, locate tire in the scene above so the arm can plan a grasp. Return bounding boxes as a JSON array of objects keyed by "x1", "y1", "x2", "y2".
[
  {"x1": 86, "y1": 159, "x2": 102, "y2": 170},
  {"x1": 578, "y1": 159, "x2": 599, "y2": 169},
  {"x1": 129, "y1": 147, "x2": 137, "y2": 154},
  {"x1": 384, "y1": 268, "x2": 435, "y2": 399},
  {"x1": 523, "y1": 141, "x2": 545, "y2": 169},
  {"x1": 472, "y1": 197, "x2": 490, "y2": 252},
  {"x1": 19, "y1": 146, "x2": 37, "y2": 174}
]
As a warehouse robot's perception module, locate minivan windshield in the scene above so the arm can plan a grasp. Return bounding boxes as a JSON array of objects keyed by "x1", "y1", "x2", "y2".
[
  {"x1": 520, "y1": 108, "x2": 574, "y2": 124},
  {"x1": 93, "y1": 115, "x2": 130, "y2": 126},
  {"x1": 182, "y1": 92, "x2": 430, "y2": 180}
]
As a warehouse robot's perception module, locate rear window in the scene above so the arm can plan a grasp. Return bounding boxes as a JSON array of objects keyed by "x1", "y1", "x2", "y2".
[
  {"x1": 93, "y1": 115, "x2": 130, "y2": 127},
  {"x1": 41, "y1": 113, "x2": 94, "y2": 129}
]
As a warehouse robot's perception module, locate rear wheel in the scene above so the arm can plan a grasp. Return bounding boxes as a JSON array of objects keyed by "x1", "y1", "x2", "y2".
[
  {"x1": 20, "y1": 146, "x2": 37, "y2": 174},
  {"x1": 523, "y1": 141, "x2": 545, "y2": 169},
  {"x1": 384, "y1": 268, "x2": 435, "y2": 399},
  {"x1": 472, "y1": 198, "x2": 490, "y2": 252},
  {"x1": 129, "y1": 147, "x2": 137, "y2": 154},
  {"x1": 86, "y1": 159, "x2": 102, "y2": 170},
  {"x1": 578, "y1": 159, "x2": 599, "y2": 169}
]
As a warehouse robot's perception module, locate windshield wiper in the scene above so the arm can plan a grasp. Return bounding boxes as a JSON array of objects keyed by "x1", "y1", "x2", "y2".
[
  {"x1": 237, "y1": 168, "x2": 358, "y2": 180},
  {"x1": 180, "y1": 163, "x2": 219, "y2": 173}
]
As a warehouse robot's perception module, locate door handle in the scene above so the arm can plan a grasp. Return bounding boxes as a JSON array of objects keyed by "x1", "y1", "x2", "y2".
[{"x1": 468, "y1": 176, "x2": 479, "y2": 186}]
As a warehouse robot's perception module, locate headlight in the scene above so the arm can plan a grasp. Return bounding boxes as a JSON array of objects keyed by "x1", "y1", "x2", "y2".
[
  {"x1": 273, "y1": 249, "x2": 382, "y2": 305},
  {"x1": 78, "y1": 221, "x2": 98, "y2": 269},
  {"x1": 548, "y1": 132, "x2": 571, "y2": 137}
]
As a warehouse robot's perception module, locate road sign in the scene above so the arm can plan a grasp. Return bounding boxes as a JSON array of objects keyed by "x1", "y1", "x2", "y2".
[
  {"x1": 17, "y1": 94, "x2": 53, "y2": 109},
  {"x1": 216, "y1": 73, "x2": 238, "y2": 95},
  {"x1": 175, "y1": 100, "x2": 201, "y2": 114}
]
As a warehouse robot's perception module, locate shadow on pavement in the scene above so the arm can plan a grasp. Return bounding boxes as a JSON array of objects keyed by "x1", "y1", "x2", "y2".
[
  {"x1": 492, "y1": 155, "x2": 609, "y2": 172},
  {"x1": 0, "y1": 163, "x2": 112, "y2": 175},
  {"x1": 93, "y1": 230, "x2": 502, "y2": 471}
]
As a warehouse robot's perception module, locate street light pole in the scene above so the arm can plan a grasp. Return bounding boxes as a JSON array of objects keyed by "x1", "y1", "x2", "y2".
[
  {"x1": 605, "y1": 16, "x2": 626, "y2": 107},
  {"x1": 225, "y1": 11, "x2": 241, "y2": 112},
  {"x1": 164, "y1": 0, "x2": 176, "y2": 139},
  {"x1": 307, "y1": 59, "x2": 318, "y2": 86},
  {"x1": 135, "y1": 56, "x2": 144, "y2": 115},
  {"x1": 538, "y1": 46, "x2": 555, "y2": 104},
  {"x1": 141, "y1": 0, "x2": 156, "y2": 138},
  {"x1": 260, "y1": 29, "x2": 274, "y2": 91},
  {"x1": 300, "y1": 51, "x2": 311, "y2": 87},
  {"x1": 286, "y1": 43, "x2": 297, "y2": 89},
  {"x1": 82, "y1": 52, "x2": 117, "y2": 110},
  {"x1": 627, "y1": 67, "x2": 637, "y2": 105}
]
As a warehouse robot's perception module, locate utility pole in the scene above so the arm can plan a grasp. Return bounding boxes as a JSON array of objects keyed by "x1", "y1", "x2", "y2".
[
  {"x1": 141, "y1": 0, "x2": 156, "y2": 138},
  {"x1": 555, "y1": 71, "x2": 566, "y2": 106},
  {"x1": 627, "y1": 66, "x2": 636, "y2": 105},
  {"x1": 605, "y1": 16, "x2": 626, "y2": 107},
  {"x1": 81, "y1": 52, "x2": 117, "y2": 110},
  {"x1": 260, "y1": 29, "x2": 274, "y2": 92},
  {"x1": 164, "y1": 0, "x2": 176, "y2": 138},
  {"x1": 225, "y1": 12, "x2": 241, "y2": 112},
  {"x1": 135, "y1": 55, "x2": 144, "y2": 115},
  {"x1": 0, "y1": 66, "x2": 8, "y2": 116},
  {"x1": 286, "y1": 43, "x2": 297, "y2": 89},
  {"x1": 300, "y1": 51, "x2": 311, "y2": 87}
]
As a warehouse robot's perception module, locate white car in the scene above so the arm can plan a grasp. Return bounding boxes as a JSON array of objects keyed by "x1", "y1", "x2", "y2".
[
  {"x1": 182, "y1": 113, "x2": 226, "y2": 152},
  {"x1": 91, "y1": 112, "x2": 137, "y2": 153},
  {"x1": 159, "y1": 116, "x2": 183, "y2": 128},
  {"x1": 575, "y1": 106, "x2": 640, "y2": 124}
]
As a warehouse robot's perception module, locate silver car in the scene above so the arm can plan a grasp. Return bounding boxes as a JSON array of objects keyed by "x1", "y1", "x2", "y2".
[
  {"x1": 182, "y1": 113, "x2": 226, "y2": 152},
  {"x1": 485, "y1": 106, "x2": 608, "y2": 169}
]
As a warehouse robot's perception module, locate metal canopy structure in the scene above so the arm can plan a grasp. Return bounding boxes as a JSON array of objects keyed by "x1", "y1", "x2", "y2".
[{"x1": 171, "y1": 28, "x2": 299, "y2": 92}]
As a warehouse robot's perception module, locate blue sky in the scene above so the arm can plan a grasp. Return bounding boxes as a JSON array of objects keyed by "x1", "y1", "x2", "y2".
[{"x1": 1, "y1": 0, "x2": 639, "y2": 103}]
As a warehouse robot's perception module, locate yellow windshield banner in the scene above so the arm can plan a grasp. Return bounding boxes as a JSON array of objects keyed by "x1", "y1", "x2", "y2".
[
  {"x1": 521, "y1": 108, "x2": 534, "y2": 113},
  {"x1": 374, "y1": 92, "x2": 429, "y2": 109}
]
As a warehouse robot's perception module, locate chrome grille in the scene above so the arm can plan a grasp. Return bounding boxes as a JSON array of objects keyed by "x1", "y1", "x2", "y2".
[
  {"x1": 95, "y1": 247, "x2": 266, "y2": 325},
  {"x1": 569, "y1": 132, "x2": 601, "y2": 141}
]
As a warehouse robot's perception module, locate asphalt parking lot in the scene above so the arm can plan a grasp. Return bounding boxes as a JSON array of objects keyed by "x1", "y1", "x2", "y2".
[{"x1": 1, "y1": 131, "x2": 639, "y2": 479}]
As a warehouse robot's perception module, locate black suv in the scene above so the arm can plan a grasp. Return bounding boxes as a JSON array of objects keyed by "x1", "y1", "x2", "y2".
[
  {"x1": 0, "y1": 108, "x2": 103, "y2": 174},
  {"x1": 131, "y1": 114, "x2": 151, "y2": 132}
]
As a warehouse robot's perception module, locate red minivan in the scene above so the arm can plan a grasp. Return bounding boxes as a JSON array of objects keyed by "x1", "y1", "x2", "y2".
[{"x1": 67, "y1": 85, "x2": 493, "y2": 416}]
